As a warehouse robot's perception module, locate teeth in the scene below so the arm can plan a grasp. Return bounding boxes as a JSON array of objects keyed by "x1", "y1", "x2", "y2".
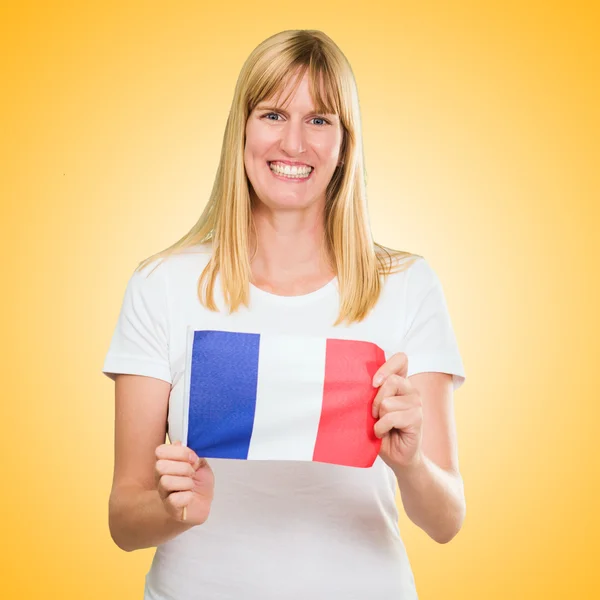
[{"x1": 269, "y1": 162, "x2": 312, "y2": 178}]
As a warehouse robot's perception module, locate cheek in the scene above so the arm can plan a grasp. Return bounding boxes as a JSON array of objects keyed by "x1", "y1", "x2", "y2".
[
  {"x1": 313, "y1": 132, "x2": 343, "y2": 162},
  {"x1": 244, "y1": 130, "x2": 255, "y2": 156},
  {"x1": 245, "y1": 121, "x2": 278, "y2": 157},
  {"x1": 244, "y1": 123, "x2": 261, "y2": 158}
]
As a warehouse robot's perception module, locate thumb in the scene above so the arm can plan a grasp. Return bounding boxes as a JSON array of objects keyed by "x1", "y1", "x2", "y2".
[{"x1": 184, "y1": 446, "x2": 206, "y2": 470}]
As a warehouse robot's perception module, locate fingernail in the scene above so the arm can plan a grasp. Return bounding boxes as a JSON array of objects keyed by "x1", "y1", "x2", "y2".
[{"x1": 373, "y1": 374, "x2": 383, "y2": 387}]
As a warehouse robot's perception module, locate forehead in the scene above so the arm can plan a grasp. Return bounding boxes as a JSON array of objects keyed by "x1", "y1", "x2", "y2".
[{"x1": 255, "y1": 68, "x2": 338, "y2": 115}]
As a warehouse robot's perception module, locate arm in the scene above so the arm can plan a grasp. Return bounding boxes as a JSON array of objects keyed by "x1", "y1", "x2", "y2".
[
  {"x1": 108, "y1": 374, "x2": 195, "y2": 552},
  {"x1": 392, "y1": 372, "x2": 466, "y2": 544}
]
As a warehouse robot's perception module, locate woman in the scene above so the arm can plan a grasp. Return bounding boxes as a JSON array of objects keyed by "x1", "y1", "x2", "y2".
[{"x1": 103, "y1": 29, "x2": 466, "y2": 600}]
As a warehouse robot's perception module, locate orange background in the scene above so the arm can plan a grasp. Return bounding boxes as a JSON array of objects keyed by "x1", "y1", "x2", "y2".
[{"x1": 2, "y1": 1, "x2": 598, "y2": 598}]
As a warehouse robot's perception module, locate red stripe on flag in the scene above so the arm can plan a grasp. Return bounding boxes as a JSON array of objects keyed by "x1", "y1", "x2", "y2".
[{"x1": 313, "y1": 339, "x2": 384, "y2": 467}]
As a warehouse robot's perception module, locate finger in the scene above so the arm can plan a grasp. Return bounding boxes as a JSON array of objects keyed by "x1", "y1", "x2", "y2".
[
  {"x1": 374, "y1": 408, "x2": 421, "y2": 439},
  {"x1": 192, "y1": 457, "x2": 209, "y2": 470},
  {"x1": 178, "y1": 442, "x2": 204, "y2": 469},
  {"x1": 165, "y1": 490, "x2": 193, "y2": 515},
  {"x1": 156, "y1": 442, "x2": 200, "y2": 468},
  {"x1": 155, "y1": 442, "x2": 187, "y2": 461},
  {"x1": 156, "y1": 459, "x2": 196, "y2": 478},
  {"x1": 372, "y1": 352, "x2": 408, "y2": 387},
  {"x1": 377, "y1": 395, "x2": 416, "y2": 418},
  {"x1": 371, "y1": 374, "x2": 412, "y2": 418},
  {"x1": 157, "y1": 474, "x2": 195, "y2": 500}
]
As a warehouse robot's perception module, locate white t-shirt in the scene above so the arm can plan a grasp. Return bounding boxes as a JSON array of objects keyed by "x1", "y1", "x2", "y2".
[{"x1": 102, "y1": 243, "x2": 466, "y2": 600}]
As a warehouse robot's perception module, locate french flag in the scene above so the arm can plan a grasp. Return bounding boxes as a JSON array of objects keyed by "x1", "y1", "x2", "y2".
[{"x1": 181, "y1": 329, "x2": 385, "y2": 468}]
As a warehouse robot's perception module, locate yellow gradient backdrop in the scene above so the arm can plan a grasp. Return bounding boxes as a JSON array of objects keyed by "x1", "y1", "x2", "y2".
[{"x1": 2, "y1": 2, "x2": 598, "y2": 598}]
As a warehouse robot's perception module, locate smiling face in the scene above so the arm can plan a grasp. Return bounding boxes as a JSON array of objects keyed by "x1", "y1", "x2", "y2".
[{"x1": 244, "y1": 70, "x2": 344, "y2": 212}]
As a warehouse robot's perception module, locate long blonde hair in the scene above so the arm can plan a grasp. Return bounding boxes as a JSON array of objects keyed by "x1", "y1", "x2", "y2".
[{"x1": 137, "y1": 29, "x2": 421, "y2": 326}]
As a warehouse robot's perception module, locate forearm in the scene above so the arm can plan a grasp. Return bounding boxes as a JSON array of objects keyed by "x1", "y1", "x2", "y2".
[
  {"x1": 109, "y1": 485, "x2": 195, "y2": 552},
  {"x1": 393, "y1": 454, "x2": 466, "y2": 544}
]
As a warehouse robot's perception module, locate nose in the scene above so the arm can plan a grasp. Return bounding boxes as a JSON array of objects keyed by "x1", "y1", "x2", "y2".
[{"x1": 279, "y1": 117, "x2": 306, "y2": 156}]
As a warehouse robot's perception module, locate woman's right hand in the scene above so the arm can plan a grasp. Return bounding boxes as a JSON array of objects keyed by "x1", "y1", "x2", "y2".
[{"x1": 155, "y1": 440, "x2": 215, "y2": 525}]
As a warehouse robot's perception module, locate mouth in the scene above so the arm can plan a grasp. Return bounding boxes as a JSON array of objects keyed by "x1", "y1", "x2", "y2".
[{"x1": 267, "y1": 161, "x2": 314, "y2": 182}]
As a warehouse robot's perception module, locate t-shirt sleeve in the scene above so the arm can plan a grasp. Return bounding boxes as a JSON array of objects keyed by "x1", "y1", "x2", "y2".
[
  {"x1": 101, "y1": 261, "x2": 172, "y2": 384},
  {"x1": 402, "y1": 258, "x2": 466, "y2": 391}
]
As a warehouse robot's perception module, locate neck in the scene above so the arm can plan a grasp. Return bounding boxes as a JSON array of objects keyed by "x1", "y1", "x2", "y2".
[{"x1": 248, "y1": 209, "x2": 335, "y2": 282}]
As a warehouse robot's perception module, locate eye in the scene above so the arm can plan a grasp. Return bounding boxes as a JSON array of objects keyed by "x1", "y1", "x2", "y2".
[
  {"x1": 263, "y1": 112, "x2": 282, "y2": 121},
  {"x1": 261, "y1": 112, "x2": 331, "y2": 126}
]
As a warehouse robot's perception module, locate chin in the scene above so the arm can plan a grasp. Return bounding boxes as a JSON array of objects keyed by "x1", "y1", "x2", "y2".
[{"x1": 252, "y1": 190, "x2": 313, "y2": 207}]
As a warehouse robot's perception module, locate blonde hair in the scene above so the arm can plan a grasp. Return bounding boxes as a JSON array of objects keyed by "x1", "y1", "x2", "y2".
[{"x1": 137, "y1": 29, "x2": 421, "y2": 326}]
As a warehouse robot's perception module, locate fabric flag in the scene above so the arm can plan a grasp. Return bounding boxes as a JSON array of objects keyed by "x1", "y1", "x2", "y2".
[{"x1": 180, "y1": 328, "x2": 386, "y2": 468}]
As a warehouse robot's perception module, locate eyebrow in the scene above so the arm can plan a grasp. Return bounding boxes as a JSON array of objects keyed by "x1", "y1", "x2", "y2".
[{"x1": 256, "y1": 105, "x2": 338, "y2": 118}]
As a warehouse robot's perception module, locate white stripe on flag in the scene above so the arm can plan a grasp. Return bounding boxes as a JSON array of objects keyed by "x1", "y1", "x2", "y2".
[{"x1": 247, "y1": 333, "x2": 327, "y2": 460}]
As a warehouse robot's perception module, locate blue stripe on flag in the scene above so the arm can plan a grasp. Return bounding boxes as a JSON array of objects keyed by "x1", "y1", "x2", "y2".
[{"x1": 187, "y1": 330, "x2": 260, "y2": 459}]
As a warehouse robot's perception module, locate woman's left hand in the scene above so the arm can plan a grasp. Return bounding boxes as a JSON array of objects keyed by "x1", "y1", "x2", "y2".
[{"x1": 372, "y1": 352, "x2": 424, "y2": 471}]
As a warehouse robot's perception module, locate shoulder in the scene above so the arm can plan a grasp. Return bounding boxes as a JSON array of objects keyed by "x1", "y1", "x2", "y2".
[
  {"x1": 135, "y1": 242, "x2": 214, "y2": 282},
  {"x1": 378, "y1": 254, "x2": 447, "y2": 315},
  {"x1": 381, "y1": 251, "x2": 437, "y2": 288},
  {"x1": 404, "y1": 256, "x2": 440, "y2": 288},
  {"x1": 403, "y1": 258, "x2": 448, "y2": 312}
]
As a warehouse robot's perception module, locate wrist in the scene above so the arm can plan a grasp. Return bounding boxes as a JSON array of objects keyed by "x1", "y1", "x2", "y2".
[{"x1": 391, "y1": 451, "x2": 427, "y2": 481}]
